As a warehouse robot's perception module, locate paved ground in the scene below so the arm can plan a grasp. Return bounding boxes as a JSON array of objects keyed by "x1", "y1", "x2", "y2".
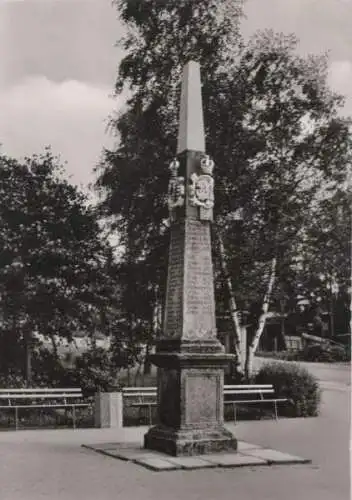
[
  {"x1": 0, "y1": 361, "x2": 350, "y2": 500},
  {"x1": 84, "y1": 438, "x2": 311, "y2": 471}
]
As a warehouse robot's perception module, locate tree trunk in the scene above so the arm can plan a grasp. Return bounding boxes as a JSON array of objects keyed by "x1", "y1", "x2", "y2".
[
  {"x1": 143, "y1": 342, "x2": 151, "y2": 375},
  {"x1": 134, "y1": 360, "x2": 143, "y2": 386},
  {"x1": 144, "y1": 296, "x2": 159, "y2": 376},
  {"x1": 245, "y1": 256, "x2": 277, "y2": 379},
  {"x1": 329, "y1": 280, "x2": 335, "y2": 339},
  {"x1": 50, "y1": 333, "x2": 59, "y2": 359},
  {"x1": 280, "y1": 296, "x2": 287, "y2": 350},
  {"x1": 217, "y1": 230, "x2": 243, "y2": 373}
]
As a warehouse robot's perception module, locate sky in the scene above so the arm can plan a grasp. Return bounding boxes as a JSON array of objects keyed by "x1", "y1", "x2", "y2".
[{"x1": 0, "y1": 0, "x2": 351, "y2": 192}]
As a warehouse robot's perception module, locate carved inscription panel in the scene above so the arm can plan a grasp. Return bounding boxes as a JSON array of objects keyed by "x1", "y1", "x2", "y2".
[
  {"x1": 164, "y1": 225, "x2": 184, "y2": 337},
  {"x1": 185, "y1": 372, "x2": 220, "y2": 425},
  {"x1": 183, "y1": 219, "x2": 216, "y2": 339},
  {"x1": 164, "y1": 219, "x2": 217, "y2": 339}
]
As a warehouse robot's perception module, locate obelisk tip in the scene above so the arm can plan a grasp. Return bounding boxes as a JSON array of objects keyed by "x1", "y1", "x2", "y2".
[{"x1": 177, "y1": 61, "x2": 206, "y2": 155}]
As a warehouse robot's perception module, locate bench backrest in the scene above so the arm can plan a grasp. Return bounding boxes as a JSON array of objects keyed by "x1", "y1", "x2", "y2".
[
  {"x1": 122, "y1": 384, "x2": 274, "y2": 399},
  {"x1": 0, "y1": 388, "x2": 82, "y2": 394},
  {"x1": 224, "y1": 385, "x2": 272, "y2": 390},
  {"x1": 224, "y1": 384, "x2": 274, "y2": 396},
  {"x1": 123, "y1": 387, "x2": 156, "y2": 403},
  {"x1": 123, "y1": 387, "x2": 156, "y2": 394},
  {"x1": 0, "y1": 388, "x2": 84, "y2": 402}
]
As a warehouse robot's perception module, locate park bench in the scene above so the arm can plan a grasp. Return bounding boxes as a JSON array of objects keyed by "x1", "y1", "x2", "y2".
[
  {"x1": 223, "y1": 384, "x2": 289, "y2": 423},
  {"x1": 0, "y1": 388, "x2": 90, "y2": 430},
  {"x1": 123, "y1": 387, "x2": 157, "y2": 426},
  {"x1": 123, "y1": 384, "x2": 289, "y2": 425}
]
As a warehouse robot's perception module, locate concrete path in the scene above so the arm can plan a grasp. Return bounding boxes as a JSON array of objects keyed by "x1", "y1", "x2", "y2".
[{"x1": 0, "y1": 362, "x2": 350, "y2": 500}]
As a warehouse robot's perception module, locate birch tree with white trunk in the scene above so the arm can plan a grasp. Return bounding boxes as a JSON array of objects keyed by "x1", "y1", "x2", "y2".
[{"x1": 245, "y1": 256, "x2": 277, "y2": 378}]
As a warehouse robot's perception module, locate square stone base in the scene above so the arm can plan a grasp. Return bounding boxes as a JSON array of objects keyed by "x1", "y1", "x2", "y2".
[
  {"x1": 144, "y1": 425, "x2": 237, "y2": 456},
  {"x1": 83, "y1": 440, "x2": 312, "y2": 471}
]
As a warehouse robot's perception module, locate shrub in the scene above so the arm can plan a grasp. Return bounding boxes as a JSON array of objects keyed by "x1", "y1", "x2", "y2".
[
  {"x1": 73, "y1": 348, "x2": 123, "y2": 396},
  {"x1": 224, "y1": 366, "x2": 247, "y2": 385},
  {"x1": 331, "y1": 344, "x2": 351, "y2": 362},
  {"x1": 254, "y1": 362, "x2": 321, "y2": 417},
  {"x1": 255, "y1": 350, "x2": 300, "y2": 362},
  {"x1": 31, "y1": 348, "x2": 73, "y2": 387},
  {"x1": 0, "y1": 372, "x2": 30, "y2": 389},
  {"x1": 302, "y1": 343, "x2": 350, "y2": 363}
]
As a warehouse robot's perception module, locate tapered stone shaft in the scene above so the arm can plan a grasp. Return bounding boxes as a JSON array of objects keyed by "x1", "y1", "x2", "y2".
[{"x1": 177, "y1": 60, "x2": 205, "y2": 155}]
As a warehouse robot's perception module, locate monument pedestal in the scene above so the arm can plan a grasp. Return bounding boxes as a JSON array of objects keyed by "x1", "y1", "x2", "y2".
[
  {"x1": 144, "y1": 340, "x2": 237, "y2": 456},
  {"x1": 145, "y1": 426, "x2": 236, "y2": 457}
]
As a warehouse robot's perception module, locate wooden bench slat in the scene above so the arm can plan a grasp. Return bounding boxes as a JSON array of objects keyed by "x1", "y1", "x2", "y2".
[
  {"x1": 0, "y1": 394, "x2": 83, "y2": 399},
  {"x1": 0, "y1": 388, "x2": 82, "y2": 393},
  {"x1": 121, "y1": 385, "x2": 280, "y2": 393},
  {"x1": 224, "y1": 385, "x2": 273, "y2": 389},
  {"x1": 130, "y1": 402, "x2": 157, "y2": 407},
  {"x1": 225, "y1": 398, "x2": 288, "y2": 404},
  {"x1": 224, "y1": 389, "x2": 273, "y2": 393},
  {"x1": 0, "y1": 403, "x2": 90, "y2": 408},
  {"x1": 123, "y1": 387, "x2": 156, "y2": 391},
  {"x1": 123, "y1": 394, "x2": 157, "y2": 398}
]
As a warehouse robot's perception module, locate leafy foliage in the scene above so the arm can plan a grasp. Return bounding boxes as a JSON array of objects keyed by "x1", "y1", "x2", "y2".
[
  {"x1": 0, "y1": 372, "x2": 33, "y2": 389},
  {"x1": 301, "y1": 343, "x2": 350, "y2": 363},
  {"x1": 0, "y1": 150, "x2": 120, "y2": 378},
  {"x1": 30, "y1": 348, "x2": 73, "y2": 387},
  {"x1": 114, "y1": 0, "x2": 244, "y2": 101},
  {"x1": 72, "y1": 348, "x2": 125, "y2": 395},
  {"x1": 215, "y1": 32, "x2": 351, "y2": 323},
  {"x1": 96, "y1": 1, "x2": 351, "y2": 367},
  {"x1": 254, "y1": 362, "x2": 321, "y2": 417}
]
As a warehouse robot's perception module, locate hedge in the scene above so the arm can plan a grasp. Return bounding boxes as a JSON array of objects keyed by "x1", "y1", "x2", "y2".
[{"x1": 254, "y1": 362, "x2": 321, "y2": 417}]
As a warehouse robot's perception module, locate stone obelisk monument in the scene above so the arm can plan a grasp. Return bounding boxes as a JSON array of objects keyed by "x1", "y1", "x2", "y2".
[{"x1": 144, "y1": 61, "x2": 237, "y2": 456}]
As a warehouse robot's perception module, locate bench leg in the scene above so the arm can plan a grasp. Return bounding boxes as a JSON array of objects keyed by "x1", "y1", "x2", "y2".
[
  {"x1": 72, "y1": 406, "x2": 76, "y2": 429},
  {"x1": 15, "y1": 407, "x2": 18, "y2": 430},
  {"x1": 149, "y1": 405, "x2": 152, "y2": 426},
  {"x1": 233, "y1": 403, "x2": 237, "y2": 424},
  {"x1": 274, "y1": 401, "x2": 278, "y2": 421}
]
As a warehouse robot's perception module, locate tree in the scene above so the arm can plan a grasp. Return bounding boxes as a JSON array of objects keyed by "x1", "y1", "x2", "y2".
[
  {"x1": 0, "y1": 149, "x2": 120, "y2": 381},
  {"x1": 291, "y1": 187, "x2": 351, "y2": 338},
  {"x1": 95, "y1": 0, "x2": 245, "y2": 371},
  {"x1": 96, "y1": 1, "x2": 351, "y2": 378},
  {"x1": 212, "y1": 31, "x2": 352, "y2": 375}
]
